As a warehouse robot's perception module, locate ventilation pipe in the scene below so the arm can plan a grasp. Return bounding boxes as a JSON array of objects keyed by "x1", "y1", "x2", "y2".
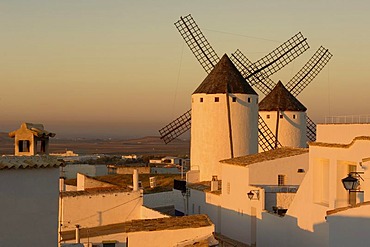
[
  {"x1": 133, "y1": 169, "x2": 139, "y2": 191},
  {"x1": 75, "y1": 224, "x2": 80, "y2": 244}
]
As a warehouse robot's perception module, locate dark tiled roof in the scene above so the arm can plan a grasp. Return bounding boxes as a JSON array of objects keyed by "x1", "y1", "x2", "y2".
[
  {"x1": 259, "y1": 81, "x2": 306, "y2": 111},
  {"x1": 61, "y1": 215, "x2": 213, "y2": 241},
  {"x1": 61, "y1": 187, "x2": 130, "y2": 197},
  {"x1": 0, "y1": 156, "x2": 64, "y2": 170},
  {"x1": 193, "y1": 54, "x2": 257, "y2": 95},
  {"x1": 9, "y1": 122, "x2": 56, "y2": 138},
  {"x1": 220, "y1": 147, "x2": 308, "y2": 166},
  {"x1": 309, "y1": 136, "x2": 370, "y2": 148},
  {"x1": 327, "y1": 201, "x2": 370, "y2": 216}
]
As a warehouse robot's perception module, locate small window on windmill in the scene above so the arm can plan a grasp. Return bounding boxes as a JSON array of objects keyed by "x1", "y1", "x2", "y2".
[
  {"x1": 215, "y1": 97, "x2": 219, "y2": 102},
  {"x1": 248, "y1": 97, "x2": 251, "y2": 103},
  {"x1": 200, "y1": 98, "x2": 203, "y2": 103},
  {"x1": 267, "y1": 115, "x2": 270, "y2": 119},
  {"x1": 232, "y1": 97, "x2": 237, "y2": 102},
  {"x1": 293, "y1": 114, "x2": 296, "y2": 119},
  {"x1": 280, "y1": 115, "x2": 283, "y2": 119}
]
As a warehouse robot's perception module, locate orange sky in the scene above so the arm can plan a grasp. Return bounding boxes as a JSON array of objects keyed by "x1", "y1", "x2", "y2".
[{"x1": 1, "y1": 1, "x2": 370, "y2": 138}]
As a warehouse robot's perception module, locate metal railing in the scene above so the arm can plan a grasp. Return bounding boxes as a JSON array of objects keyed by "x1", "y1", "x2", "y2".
[{"x1": 325, "y1": 115, "x2": 370, "y2": 124}]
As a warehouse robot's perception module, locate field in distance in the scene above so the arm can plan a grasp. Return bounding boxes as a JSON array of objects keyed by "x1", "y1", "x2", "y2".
[{"x1": 0, "y1": 133, "x2": 189, "y2": 156}]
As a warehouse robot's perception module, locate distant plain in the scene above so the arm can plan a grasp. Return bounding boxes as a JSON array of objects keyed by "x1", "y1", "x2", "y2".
[{"x1": 0, "y1": 133, "x2": 189, "y2": 156}]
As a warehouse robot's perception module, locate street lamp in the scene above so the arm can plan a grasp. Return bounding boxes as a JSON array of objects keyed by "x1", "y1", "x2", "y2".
[
  {"x1": 342, "y1": 172, "x2": 363, "y2": 191},
  {"x1": 341, "y1": 172, "x2": 364, "y2": 206},
  {"x1": 247, "y1": 190, "x2": 260, "y2": 200}
]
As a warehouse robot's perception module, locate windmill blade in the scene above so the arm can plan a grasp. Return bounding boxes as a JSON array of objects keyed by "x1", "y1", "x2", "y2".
[
  {"x1": 159, "y1": 110, "x2": 191, "y2": 144},
  {"x1": 175, "y1": 14, "x2": 220, "y2": 74},
  {"x1": 286, "y1": 46, "x2": 333, "y2": 97},
  {"x1": 306, "y1": 115, "x2": 316, "y2": 142},
  {"x1": 247, "y1": 32, "x2": 309, "y2": 85},
  {"x1": 230, "y1": 49, "x2": 276, "y2": 96},
  {"x1": 258, "y1": 115, "x2": 282, "y2": 151},
  {"x1": 230, "y1": 32, "x2": 309, "y2": 96}
]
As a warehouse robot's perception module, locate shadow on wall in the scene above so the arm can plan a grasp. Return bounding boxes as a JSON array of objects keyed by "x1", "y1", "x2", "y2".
[{"x1": 187, "y1": 189, "x2": 330, "y2": 247}]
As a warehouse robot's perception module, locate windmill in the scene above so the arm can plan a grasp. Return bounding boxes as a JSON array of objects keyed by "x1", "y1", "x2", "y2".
[
  {"x1": 231, "y1": 45, "x2": 332, "y2": 148},
  {"x1": 159, "y1": 14, "x2": 312, "y2": 151}
]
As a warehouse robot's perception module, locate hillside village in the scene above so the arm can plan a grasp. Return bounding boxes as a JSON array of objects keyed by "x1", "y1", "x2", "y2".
[{"x1": 2, "y1": 13, "x2": 370, "y2": 247}]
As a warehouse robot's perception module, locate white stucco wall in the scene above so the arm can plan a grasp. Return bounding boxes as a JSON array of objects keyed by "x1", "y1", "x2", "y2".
[
  {"x1": 249, "y1": 152, "x2": 309, "y2": 186},
  {"x1": 143, "y1": 190, "x2": 183, "y2": 209},
  {"x1": 316, "y1": 123, "x2": 370, "y2": 144},
  {"x1": 0, "y1": 167, "x2": 60, "y2": 246},
  {"x1": 60, "y1": 190, "x2": 142, "y2": 231},
  {"x1": 127, "y1": 226, "x2": 214, "y2": 247},
  {"x1": 191, "y1": 93, "x2": 258, "y2": 182},
  {"x1": 259, "y1": 111, "x2": 307, "y2": 150},
  {"x1": 327, "y1": 203, "x2": 370, "y2": 247}
]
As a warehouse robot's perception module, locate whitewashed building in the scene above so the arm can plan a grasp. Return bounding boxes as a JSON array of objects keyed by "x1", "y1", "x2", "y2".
[{"x1": 0, "y1": 156, "x2": 64, "y2": 246}]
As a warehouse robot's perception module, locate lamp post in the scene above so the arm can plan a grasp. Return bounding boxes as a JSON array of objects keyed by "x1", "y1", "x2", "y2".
[{"x1": 341, "y1": 172, "x2": 363, "y2": 206}]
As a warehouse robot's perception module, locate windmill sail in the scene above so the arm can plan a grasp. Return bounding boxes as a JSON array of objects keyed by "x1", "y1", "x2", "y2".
[
  {"x1": 174, "y1": 14, "x2": 220, "y2": 74},
  {"x1": 230, "y1": 49, "x2": 275, "y2": 95},
  {"x1": 159, "y1": 110, "x2": 191, "y2": 144},
  {"x1": 286, "y1": 46, "x2": 333, "y2": 97},
  {"x1": 258, "y1": 116, "x2": 282, "y2": 151},
  {"x1": 306, "y1": 115, "x2": 317, "y2": 142}
]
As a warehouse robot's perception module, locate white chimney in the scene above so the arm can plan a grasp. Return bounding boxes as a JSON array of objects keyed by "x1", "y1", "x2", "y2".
[
  {"x1": 75, "y1": 224, "x2": 80, "y2": 244},
  {"x1": 133, "y1": 169, "x2": 139, "y2": 191},
  {"x1": 59, "y1": 176, "x2": 66, "y2": 192}
]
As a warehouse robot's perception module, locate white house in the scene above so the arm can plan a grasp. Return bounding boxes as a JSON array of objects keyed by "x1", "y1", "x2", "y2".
[
  {"x1": 182, "y1": 122, "x2": 370, "y2": 247},
  {"x1": 0, "y1": 156, "x2": 64, "y2": 246}
]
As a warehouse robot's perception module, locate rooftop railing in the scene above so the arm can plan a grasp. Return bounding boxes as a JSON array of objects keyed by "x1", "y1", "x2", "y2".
[{"x1": 324, "y1": 115, "x2": 370, "y2": 124}]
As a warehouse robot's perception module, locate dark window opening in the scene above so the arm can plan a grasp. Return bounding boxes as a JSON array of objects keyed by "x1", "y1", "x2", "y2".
[
  {"x1": 278, "y1": 175, "x2": 286, "y2": 186},
  {"x1": 232, "y1": 97, "x2": 237, "y2": 102},
  {"x1": 293, "y1": 114, "x2": 296, "y2": 119},
  {"x1": 200, "y1": 98, "x2": 203, "y2": 102},
  {"x1": 267, "y1": 115, "x2": 270, "y2": 119},
  {"x1": 280, "y1": 115, "x2": 283, "y2": 119},
  {"x1": 248, "y1": 97, "x2": 251, "y2": 103},
  {"x1": 36, "y1": 140, "x2": 46, "y2": 154},
  {"x1": 18, "y1": 140, "x2": 30, "y2": 152},
  {"x1": 215, "y1": 97, "x2": 219, "y2": 102}
]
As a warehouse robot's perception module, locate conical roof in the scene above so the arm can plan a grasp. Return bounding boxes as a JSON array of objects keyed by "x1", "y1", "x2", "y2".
[
  {"x1": 193, "y1": 54, "x2": 257, "y2": 95},
  {"x1": 259, "y1": 81, "x2": 307, "y2": 112}
]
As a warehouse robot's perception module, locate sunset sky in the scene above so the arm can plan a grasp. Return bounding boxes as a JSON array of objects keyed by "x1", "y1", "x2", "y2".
[{"x1": 1, "y1": 1, "x2": 370, "y2": 138}]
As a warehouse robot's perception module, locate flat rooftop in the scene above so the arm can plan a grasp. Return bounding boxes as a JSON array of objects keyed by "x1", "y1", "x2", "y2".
[{"x1": 61, "y1": 214, "x2": 213, "y2": 241}]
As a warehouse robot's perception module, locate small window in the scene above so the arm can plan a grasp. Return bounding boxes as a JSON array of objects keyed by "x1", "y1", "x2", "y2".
[
  {"x1": 280, "y1": 115, "x2": 283, "y2": 119},
  {"x1": 215, "y1": 97, "x2": 219, "y2": 102},
  {"x1": 232, "y1": 97, "x2": 237, "y2": 102},
  {"x1": 18, "y1": 140, "x2": 30, "y2": 152},
  {"x1": 200, "y1": 98, "x2": 203, "y2": 102},
  {"x1": 278, "y1": 175, "x2": 286, "y2": 186},
  {"x1": 293, "y1": 114, "x2": 296, "y2": 119},
  {"x1": 248, "y1": 97, "x2": 251, "y2": 103},
  {"x1": 267, "y1": 115, "x2": 270, "y2": 119}
]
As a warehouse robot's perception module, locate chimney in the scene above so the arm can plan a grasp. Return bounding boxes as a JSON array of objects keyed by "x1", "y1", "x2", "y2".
[
  {"x1": 75, "y1": 224, "x2": 80, "y2": 244},
  {"x1": 59, "y1": 176, "x2": 66, "y2": 192},
  {"x1": 133, "y1": 169, "x2": 139, "y2": 191}
]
